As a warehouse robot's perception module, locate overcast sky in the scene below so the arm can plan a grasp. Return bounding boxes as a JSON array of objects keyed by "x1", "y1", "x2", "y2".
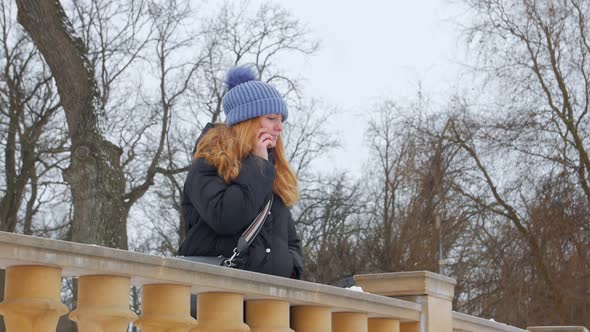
[{"x1": 253, "y1": 0, "x2": 470, "y2": 175}]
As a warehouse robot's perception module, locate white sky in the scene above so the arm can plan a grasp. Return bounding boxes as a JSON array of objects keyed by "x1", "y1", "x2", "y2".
[{"x1": 257, "y1": 0, "x2": 470, "y2": 175}]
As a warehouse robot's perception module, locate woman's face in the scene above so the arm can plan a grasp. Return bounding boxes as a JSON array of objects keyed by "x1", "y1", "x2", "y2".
[{"x1": 258, "y1": 114, "x2": 284, "y2": 148}]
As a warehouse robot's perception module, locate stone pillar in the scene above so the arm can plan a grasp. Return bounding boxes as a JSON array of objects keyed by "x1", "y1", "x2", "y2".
[
  {"x1": 0, "y1": 265, "x2": 68, "y2": 332},
  {"x1": 134, "y1": 284, "x2": 196, "y2": 332},
  {"x1": 354, "y1": 271, "x2": 456, "y2": 332},
  {"x1": 195, "y1": 292, "x2": 249, "y2": 332},
  {"x1": 290, "y1": 306, "x2": 331, "y2": 332},
  {"x1": 69, "y1": 275, "x2": 137, "y2": 331},
  {"x1": 246, "y1": 299, "x2": 293, "y2": 332},
  {"x1": 527, "y1": 327, "x2": 589, "y2": 332},
  {"x1": 368, "y1": 318, "x2": 400, "y2": 332},
  {"x1": 332, "y1": 312, "x2": 368, "y2": 332}
]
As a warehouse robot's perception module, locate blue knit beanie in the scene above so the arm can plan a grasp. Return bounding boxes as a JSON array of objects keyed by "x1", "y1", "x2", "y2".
[{"x1": 222, "y1": 66, "x2": 288, "y2": 127}]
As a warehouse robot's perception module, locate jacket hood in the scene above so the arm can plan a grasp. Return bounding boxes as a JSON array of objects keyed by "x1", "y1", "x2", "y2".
[{"x1": 192, "y1": 122, "x2": 216, "y2": 155}]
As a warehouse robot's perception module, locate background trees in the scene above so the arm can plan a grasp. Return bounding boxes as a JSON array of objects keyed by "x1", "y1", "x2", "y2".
[
  {"x1": 0, "y1": 0, "x2": 66, "y2": 236},
  {"x1": 450, "y1": 0, "x2": 590, "y2": 325}
]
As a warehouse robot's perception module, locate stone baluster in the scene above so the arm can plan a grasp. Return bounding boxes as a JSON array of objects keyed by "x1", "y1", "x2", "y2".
[
  {"x1": 290, "y1": 306, "x2": 331, "y2": 332},
  {"x1": 332, "y1": 312, "x2": 368, "y2": 332},
  {"x1": 134, "y1": 284, "x2": 196, "y2": 332},
  {"x1": 0, "y1": 265, "x2": 68, "y2": 332},
  {"x1": 368, "y1": 318, "x2": 400, "y2": 332},
  {"x1": 195, "y1": 292, "x2": 250, "y2": 332},
  {"x1": 69, "y1": 275, "x2": 137, "y2": 331},
  {"x1": 246, "y1": 299, "x2": 293, "y2": 332}
]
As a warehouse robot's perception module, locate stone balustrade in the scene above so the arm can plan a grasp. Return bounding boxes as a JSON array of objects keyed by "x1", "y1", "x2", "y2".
[{"x1": 0, "y1": 231, "x2": 586, "y2": 332}]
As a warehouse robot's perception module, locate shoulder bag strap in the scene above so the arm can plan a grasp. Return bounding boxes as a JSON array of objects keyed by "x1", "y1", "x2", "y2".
[{"x1": 224, "y1": 195, "x2": 274, "y2": 267}]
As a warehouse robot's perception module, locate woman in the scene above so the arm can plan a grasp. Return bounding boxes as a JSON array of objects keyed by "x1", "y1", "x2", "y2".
[{"x1": 179, "y1": 66, "x2": 304, "y2": 279}]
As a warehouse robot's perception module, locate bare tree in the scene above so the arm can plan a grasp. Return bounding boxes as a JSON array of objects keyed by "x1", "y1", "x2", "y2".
[
  {"x1": 14, "y1": 0, "x2": 130, "y2": 248},
  {"x1": 360, "y1": 99, "x2": 468, "y2": 275},
  {"x1": 455, "y1": 0, "x2": 590, "y2": 326},
  {"x1": 463, "y1": 0, "x2": 590, "y2": 206},
  {"x1": 12, "y1": 0, "x2": 199, "y2": 250},
  {"x1": 131, "y1": 0, "x2": 325, "y2": 256},
  {"x1": 186, "y1": 1, "x2": 319, "y2": 124},
  {"x1": 0, "y1": 0, "x2": 65, "y2": 235},
  {"x1": 0, "y1": 2, "x2": 69, "y2": 330},
  {"x1": 294, "y1": 172, "x2": 366, "y2": 284}
]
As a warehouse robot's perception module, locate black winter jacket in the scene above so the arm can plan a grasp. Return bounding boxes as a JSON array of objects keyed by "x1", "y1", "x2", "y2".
[{"x1": 179, "y1": 150, "x2": 304, "y2": 279}]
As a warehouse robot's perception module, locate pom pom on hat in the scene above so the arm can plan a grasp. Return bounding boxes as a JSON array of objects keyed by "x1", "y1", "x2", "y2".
[
  {"x1": 225, "y1": 66, "x2": 257, "y2": 91},
  {"x1": 222, "y1": 65, "x2": 288, "y2": 127}
]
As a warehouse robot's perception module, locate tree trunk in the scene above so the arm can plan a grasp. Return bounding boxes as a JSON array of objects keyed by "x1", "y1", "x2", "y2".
[
  {"x1": 0, "y1": 77, "x2": 29, "y2": 232},
  {"x1": 14, "y1": 0, "x2": 127, "y2": 249},
  {"x1": 0, "y1": 107, "x2": 20, "y2": 232}
]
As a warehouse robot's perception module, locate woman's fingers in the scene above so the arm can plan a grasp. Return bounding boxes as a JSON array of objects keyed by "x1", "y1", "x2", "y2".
[
  {"x1": 260, "y1": 134, "x2": 272, "y2": 144},
  {"x1": 253, "y1": 130, "x2": 273, "y2": 159},
  {"x1": 258, "y1": 132, "x2": 273, "y2": 146}
]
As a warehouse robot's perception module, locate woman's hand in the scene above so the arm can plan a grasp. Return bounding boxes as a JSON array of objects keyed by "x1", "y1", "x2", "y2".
[{"x1": 253, "y1": 128, "x2": 273, "y2": 160}]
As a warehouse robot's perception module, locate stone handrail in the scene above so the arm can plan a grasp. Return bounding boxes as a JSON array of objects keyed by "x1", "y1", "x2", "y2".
[{"x1": 453, "y1": 312, "x2": 526, "y2": 332}]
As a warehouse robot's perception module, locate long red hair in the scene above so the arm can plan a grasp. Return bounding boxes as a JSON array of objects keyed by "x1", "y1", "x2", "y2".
[{"x1": 194, "y1": 119, "x2": 299, "y2": 206}]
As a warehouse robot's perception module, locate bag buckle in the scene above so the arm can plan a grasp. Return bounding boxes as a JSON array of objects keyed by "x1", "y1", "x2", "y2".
[{"x1": 223, "y1": 248, "x2": 240, "y2": 267}]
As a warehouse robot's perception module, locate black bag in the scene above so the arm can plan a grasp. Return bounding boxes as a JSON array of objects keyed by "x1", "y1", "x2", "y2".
[
  {"x1": 179, "y1": 196, "x2": 273, "y2": 268},
  {"x1": 181, "y1": 255, "x2": 225, "y2": 266}
]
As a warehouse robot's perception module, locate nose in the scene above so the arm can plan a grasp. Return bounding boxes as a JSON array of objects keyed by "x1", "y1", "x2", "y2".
[{"x1": 275, "y1": 121, "x2": 283, "y2": 132}]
